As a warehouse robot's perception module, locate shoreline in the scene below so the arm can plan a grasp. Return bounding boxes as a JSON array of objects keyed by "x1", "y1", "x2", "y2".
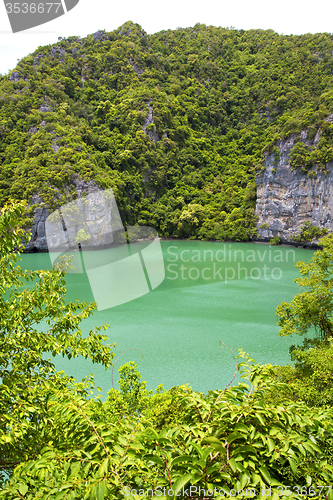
[
  {"x1": 159, "y1": 236, "x2": 320, "y2": 249},
  {"x1": 22, "y1": 236, "x2": 320, "y2": 254}
]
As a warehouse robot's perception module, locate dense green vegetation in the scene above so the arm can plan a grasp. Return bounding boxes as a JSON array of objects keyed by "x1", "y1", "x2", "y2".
[
  {"x1": 1, "y1": 203, "x2": 333, "y2": 499},
  {"x1": 291, "y1": 221, "x2": 328, "y2": 243},
  {"x1": 1, "y1": 22, "x2": 333, "y2": 240},
  {"x1": 271, "y1": 233, "x2": 333, "y2": 408}
]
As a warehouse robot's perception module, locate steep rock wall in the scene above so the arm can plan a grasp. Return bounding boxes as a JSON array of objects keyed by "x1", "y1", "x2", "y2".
[
  {"x1": 255, "y1": 134, "x2": 333, "y2": 243},
  {"x1": 24, "y1": 177, "x2": 103, "y2": 252}
]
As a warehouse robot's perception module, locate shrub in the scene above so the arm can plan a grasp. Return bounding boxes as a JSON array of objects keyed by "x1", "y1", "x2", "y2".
[{"x1": 269, "y1": 236, "x2": 281, "y2": 245}]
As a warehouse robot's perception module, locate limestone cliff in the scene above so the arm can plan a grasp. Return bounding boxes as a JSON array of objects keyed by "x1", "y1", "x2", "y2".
[
  {"x1": 24, "y1": 177, "x2": 103, "y2": 252},
  {"x1": 255, "y1": 132, "x2": 333, "y2": 244}
]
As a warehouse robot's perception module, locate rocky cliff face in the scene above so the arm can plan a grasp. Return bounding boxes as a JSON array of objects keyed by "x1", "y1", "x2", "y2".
[
  {"x1": 24, "y1": 177, "x2": 104, "y2": 252},
  {"x1": 255, "y1": 133, "x2": 333, "y2": 244},
  {"x1": 26, "y1": 129, "x2": 333, "y2": 251}
]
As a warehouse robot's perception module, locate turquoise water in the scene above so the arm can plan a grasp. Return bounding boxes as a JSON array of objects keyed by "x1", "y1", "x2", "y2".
[{"x1": 20, "y1": 241, "x2": 313, "y2": 395}]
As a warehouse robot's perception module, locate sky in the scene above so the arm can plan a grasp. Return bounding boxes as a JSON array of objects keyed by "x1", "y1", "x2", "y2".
[{"x1": 0, "y1": 0, "x2": 333, "y2": 76}]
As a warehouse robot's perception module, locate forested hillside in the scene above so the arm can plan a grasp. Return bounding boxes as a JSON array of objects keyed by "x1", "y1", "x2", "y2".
[{"x1": 1, "y1": 21, "x2": 333, "y2": 240}]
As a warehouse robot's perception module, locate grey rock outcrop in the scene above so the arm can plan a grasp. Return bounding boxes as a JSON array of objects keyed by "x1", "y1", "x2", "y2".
[
  {"x1": 93, "y1": 30, "x2": 103, "y2": 41},
  {"x1": 143, "y1": 99, "x2": 159, "y2": 143},
  {"x1": 27, "y1": 203, "x2": 49, "y2": 252},
  {"x1": 9, "y1": 71, "x2": 21, "y2": 82},
  {"x1": 39, "y1": 97, "x2": 51, "y2": 113},
  {"x1": 119, "y1": 27, "x2": 132, "y2": 37},
  {"x1": 50, "y1": 46, "x2": 66, "y2": 57},
  {"x1": 9, "y1": 71, "x2": 28, "y2": 82},
  {"x1": 128, "y1": 57, "x2": 144, "y2": 74},
  {"x1": 34, "y1": 54, "x2": 45, "y2": 64},
  {"x1": 51, "y1": 136, "x2": 62, "y2": 153},
  {"x1": 24, "y1": 178, "x2": 105, "y2": 252},
  {"x1": 255, "y1": 133, "x2": 333, "y2": 243},
  {"x1": 45, "y1": 191, "x2": 116, "y2": 253},
  {"x1": 93, "y1": 30, "x2": 108, "y2": 42}
]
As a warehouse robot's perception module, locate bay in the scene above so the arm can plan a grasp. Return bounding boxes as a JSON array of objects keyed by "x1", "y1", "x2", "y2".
[{"x1": 20, "y1": 240, "x2": 314, "y2": 395}]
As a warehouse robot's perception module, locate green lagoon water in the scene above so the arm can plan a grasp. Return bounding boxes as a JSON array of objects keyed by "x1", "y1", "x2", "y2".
[{"x1": 20, "y1": 240, "x2": 314, "y2": 395}]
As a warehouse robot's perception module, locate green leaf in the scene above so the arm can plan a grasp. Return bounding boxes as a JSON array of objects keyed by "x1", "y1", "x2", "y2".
[
  {"x1": 55, "y1": 492, "x2": 67, "y2": 500},
  {"x1": 307, "y1": 441, "x2": 322, "y2": 453},
  {"x1": 18, "y1": 484, "x2": 28, "y2": 496},
  {"x1": 172, "y1": 474, "x2": 192, "y2": 495},
  {"x1": 234, "y1": 423, "x2": 249, "y2": 433},
  {"x1": 288, "y1": 458, "x2": 297, "y2": 475},
  {"x1": 209, "y1": 444, "x2": 227, "y2": 454},
  {"x1": 259, "y1": 466, "x2": 272, "y2": 485},
  {"x1": 267, "y1": 437, "x2": 275, "y2": 453},
  {"x1": 144, "y1": 455, "x2": 164, "y2": 467},
  {"x1": 89, "y1": 485, "x2": 97, "y2": 500},
  {"x1": 170, "y1": 455, "x2": 193, "y2": 468},
  {"x1": 118, "y1": 436, "x2": 128, "y2": 446},
  {"x1": 189, "y1": 442, "x2": 204, "y2": 457},
  {"x1": 239, "y1": 471, "x2": 250, "y2": 488},
  {"x1": 201, "y1": 436, "x2": 222, "y2": 445},
  {"x1": 219, "y1": 472, "x2": 232, "y2": 481},
  {"x1": 98, "y1": 458, "x2": 109, "y2": 476},
  {"x1": 226, "y1": 432, "x2": 244, "y2": 445},
  {"x1": 129, "y1": 442, "x2": 145, "y2": 450},
  {"x1": 228, "y1": 458, "x2": 238, "y2": 473},
  {"x1": 256, "y1": 413, "x2": 266, "y2": 426},
  {"x1": 69, "y1": 461, "x2": 81, "y2": 478},
  {"x1": 114, "y1": 444, "x2": 125, "y2": 456},
  {"x1": 97, "y1": 480, "x2": 108, "y2": 499},
  {"x1": 233, "y1": 445, "x2": 257, "y2": 455}
]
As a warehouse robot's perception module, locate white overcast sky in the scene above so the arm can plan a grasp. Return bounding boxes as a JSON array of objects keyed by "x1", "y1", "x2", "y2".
[{"x1": 0, "y1": 0, "x2": 333, "y2": 75}]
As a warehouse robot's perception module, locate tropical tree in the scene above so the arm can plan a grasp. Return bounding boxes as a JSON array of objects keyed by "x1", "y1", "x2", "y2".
[
  {"x1": 0, "y1": 199, "x2": 114, "y2": 483},
  {"x1": 276, "y1": 234, "x2": 333, "y2": 341},
  {"x1": 267, "y1": 235, "x2": 333, "y2": 407}
]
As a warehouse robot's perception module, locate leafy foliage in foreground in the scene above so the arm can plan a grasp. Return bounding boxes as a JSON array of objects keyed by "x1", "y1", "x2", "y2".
[
  {"x1": 267, "y1": 235, "x2": 333, "y2": 409},
  {"x1": 0, "y1": 200, "x2": 114, "y2": 484},
  {"x1": 1, "y1": 201, "x2": 333, "y2": 499},
  {"x1": 267, "y1": 343, "x2": 333, "y2": 408},
  {"x1": 1, "y1": 22, "x2": 333, "y2": 240},
  {"x1": 277, "y1": 234, "x2": 333, "y2": 340},
  {"x1": 2, "y1": 357, "x2": 333, "y2": 499}
]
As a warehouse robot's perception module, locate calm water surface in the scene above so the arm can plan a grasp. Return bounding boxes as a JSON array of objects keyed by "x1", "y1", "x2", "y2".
[{"x1": 21, "y1": 241, "x2": 314, "y2": 395}]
